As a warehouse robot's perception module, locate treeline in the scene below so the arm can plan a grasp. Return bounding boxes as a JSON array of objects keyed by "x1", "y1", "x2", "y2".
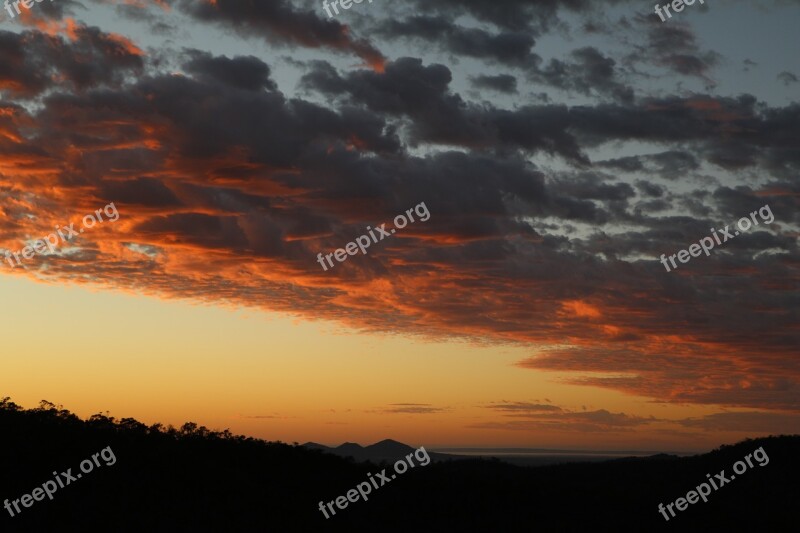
[{"x1": 1, "y1": 397, "x2": 798, "y2": 532}]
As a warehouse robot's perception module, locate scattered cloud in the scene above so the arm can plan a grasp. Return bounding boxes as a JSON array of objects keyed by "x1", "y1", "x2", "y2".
[{"x1": 379, "y1": 404, "x2": 448, "y2": 415}]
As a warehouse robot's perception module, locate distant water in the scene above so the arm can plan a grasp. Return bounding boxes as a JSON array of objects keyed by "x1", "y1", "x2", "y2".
[
  {"x1": 433, "y1": 449, "x2": 665, "y2": 457},
  {"x1": 431, "y1": 448, "x2": 692, "y2": 467}
]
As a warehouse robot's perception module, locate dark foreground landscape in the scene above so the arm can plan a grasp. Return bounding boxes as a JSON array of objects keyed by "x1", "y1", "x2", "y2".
[{"x1": 1, "y1": 398, "x2": 797, "y2": 532}]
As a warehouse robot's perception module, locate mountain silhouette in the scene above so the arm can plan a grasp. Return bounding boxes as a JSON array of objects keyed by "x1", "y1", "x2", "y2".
[{"x1": 304, "y1": 438, "x2": 455, "y2": 463}]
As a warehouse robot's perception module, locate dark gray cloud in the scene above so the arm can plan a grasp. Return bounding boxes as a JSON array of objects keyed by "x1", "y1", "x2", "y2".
[
  {"x1": 0, "y1": 27, "x2": 143, "y2": 98},
  {"x1": 470, "y1": 74, "x2": 518, "y2": 94},
  {"x1": 378, "y1": 16, "x2": 538, "y2": 67},
  {"x1": 175, "y1": 0, "x2": 385, "y2": 69},
  {"x1": 627, "y1": 17, "x2": 721, "y2": 81},
  {"x1": 534, "y1": 47, "x2": 634, "y2": 103},
  {"x1": 777, "y1": 71, "x2": 798, "y2": 85},
  {"x1": 405, "y1": 0, "x2": 602, "y2": 33},
  {"x1": 301, "y1": 58, "x2": 589, "y2": 161},
  {"x1": 183, "y1": 51, "x2": 278, "y2": 92}
]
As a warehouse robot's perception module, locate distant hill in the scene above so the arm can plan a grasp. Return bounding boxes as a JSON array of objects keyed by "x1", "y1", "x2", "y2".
[
  {"x1": 303, "y1": 438, "x2": 456, "y2": 463},
  {"x1": 1, "y1": 397, "x2": 798, "y2": 532}
]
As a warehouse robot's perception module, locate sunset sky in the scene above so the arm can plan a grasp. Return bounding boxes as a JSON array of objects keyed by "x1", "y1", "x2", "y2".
[{"x1": 1, "y1": 0, "x2": 798, "y2": 452}]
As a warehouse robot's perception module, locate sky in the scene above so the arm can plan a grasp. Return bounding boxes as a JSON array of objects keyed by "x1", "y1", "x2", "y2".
[{"x1": 0, "y1": 0, "x2": 798, "y2": 452}]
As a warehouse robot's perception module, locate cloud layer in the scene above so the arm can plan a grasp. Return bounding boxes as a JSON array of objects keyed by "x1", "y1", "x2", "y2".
[{"x1": 1, "y1": 0, "x2": 797, "y2": 425}]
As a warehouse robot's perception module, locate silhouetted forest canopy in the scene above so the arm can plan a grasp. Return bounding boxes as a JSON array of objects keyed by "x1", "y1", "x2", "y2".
[{"x1": 1, "y1": 398, "x2": 797, "y2": 532}]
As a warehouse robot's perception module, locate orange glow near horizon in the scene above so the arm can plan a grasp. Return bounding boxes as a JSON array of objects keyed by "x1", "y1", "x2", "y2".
[{"x1": 0, "y1": 275, "x2": 776, "y2": 453}]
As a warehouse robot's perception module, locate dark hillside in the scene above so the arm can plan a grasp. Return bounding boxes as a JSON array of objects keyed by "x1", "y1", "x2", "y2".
[{"x1": 1, "y1": 398, "x2": 797, "y2": 532}]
